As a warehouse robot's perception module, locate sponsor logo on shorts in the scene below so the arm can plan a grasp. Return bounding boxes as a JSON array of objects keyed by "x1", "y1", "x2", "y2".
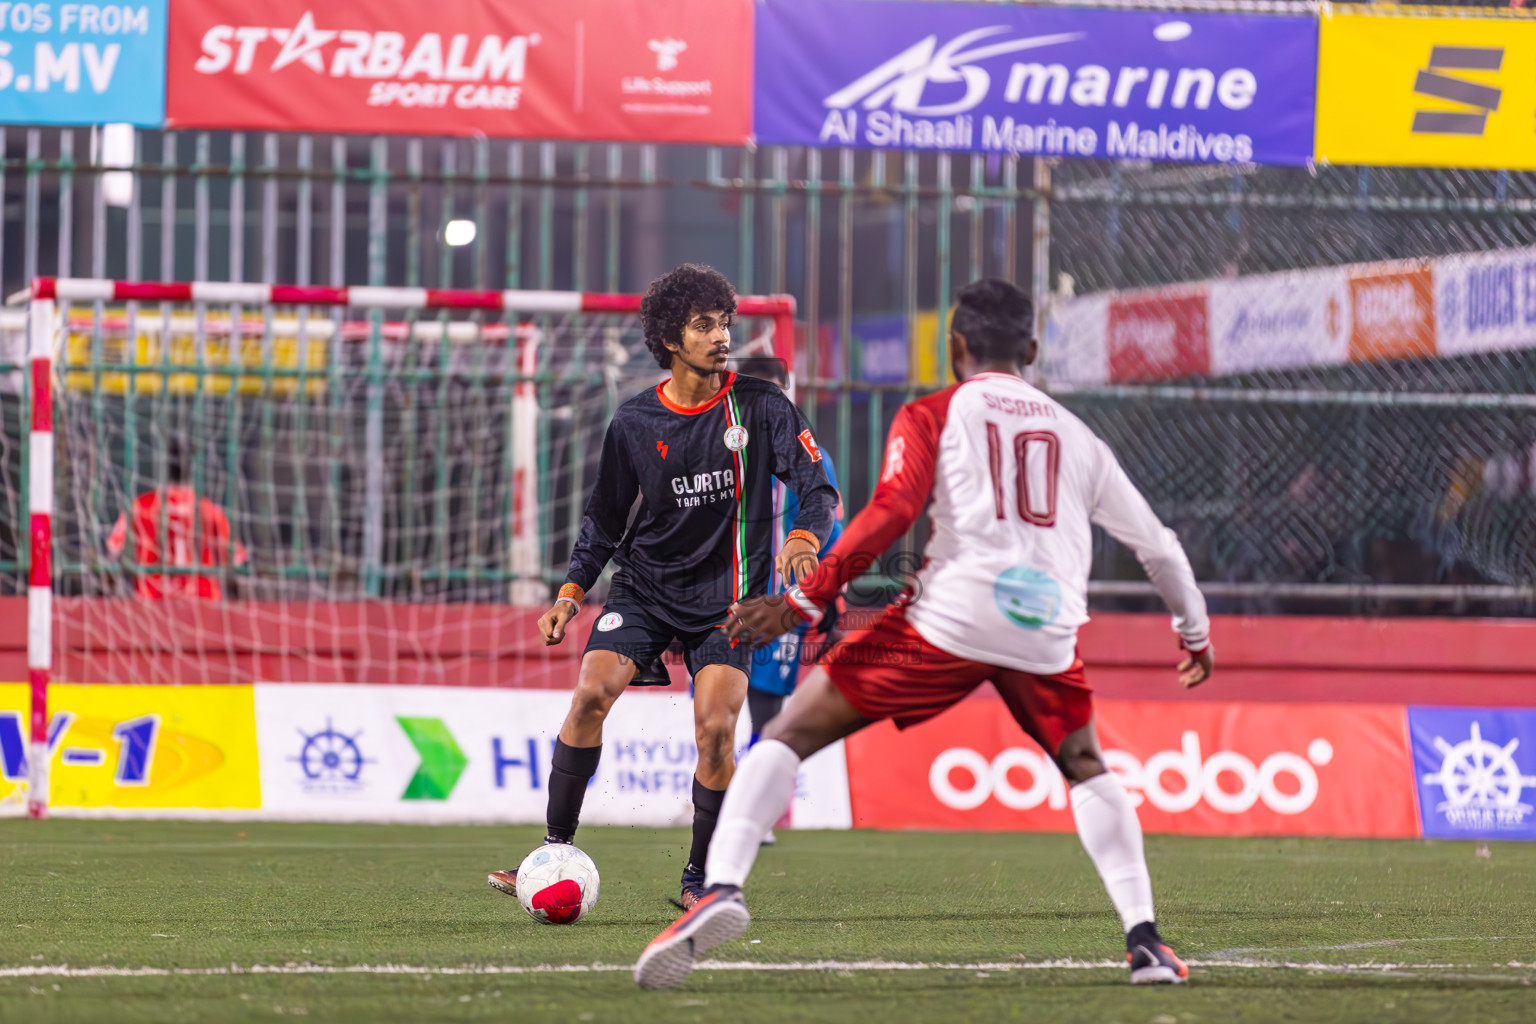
[
  {"x1": 723, "y1": 424, "x2": 749, "y2": 451},
  {"x1": 597, "y1": 612, "x2": 624, "y2": 632},
  {"x1": 993, "y1": 566, "x2": 1061, "y2": 629}
]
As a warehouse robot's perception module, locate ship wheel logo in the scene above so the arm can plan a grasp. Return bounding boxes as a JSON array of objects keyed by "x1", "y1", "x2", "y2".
[
  {"x1": 291, "y1": 719, "x2": 372, "y2": 783},
  {"x1": 1422, "y1": 721, "x2": 1536, "y2": 817}
]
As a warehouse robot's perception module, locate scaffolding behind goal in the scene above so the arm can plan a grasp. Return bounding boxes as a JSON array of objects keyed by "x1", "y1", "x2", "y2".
[{"x1": 4, "y1": 278, "x2": 794, "y2": 818}]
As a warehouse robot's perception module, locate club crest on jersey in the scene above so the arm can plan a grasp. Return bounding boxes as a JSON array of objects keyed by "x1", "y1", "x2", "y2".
[
  {"x1": 597, "y1": 612, "x2": 624, "y2": 632},
  {"x1": 723, "y1": 425, "x2": 750, "y2": 452},
  {"x1": 798, "y1": 428, "x2": 823, "y2": 462},
  {"x1": 993, "y1": 566, "x2": 1062, "y2": 629}
]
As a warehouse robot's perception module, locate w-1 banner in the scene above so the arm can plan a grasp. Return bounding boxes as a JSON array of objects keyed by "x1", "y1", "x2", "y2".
[
  {"x1": 754, "y1": 0, "x2": 1316, "y2": 165},
  {"x1": 165, "y1": 0, "x2": 751, "y2": 142}
]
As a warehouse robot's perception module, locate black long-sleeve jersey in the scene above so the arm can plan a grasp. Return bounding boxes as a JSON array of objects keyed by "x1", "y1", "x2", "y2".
[{"x1": 565, "y1": 371, "x2": 837, "y2": 631}]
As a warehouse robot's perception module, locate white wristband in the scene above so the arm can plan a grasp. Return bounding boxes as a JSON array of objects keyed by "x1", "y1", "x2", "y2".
[
  {"x1": 785, "y1": 585, "x2": 824, "y2": 627},
  {"x1": 556, "y1": 597, "x2": 580, "y2": 613}
]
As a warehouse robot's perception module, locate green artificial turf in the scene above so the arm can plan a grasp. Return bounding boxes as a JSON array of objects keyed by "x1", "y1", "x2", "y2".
[{"x1": 3, "y1": 820, "x2": 1534, "y2": 1022}]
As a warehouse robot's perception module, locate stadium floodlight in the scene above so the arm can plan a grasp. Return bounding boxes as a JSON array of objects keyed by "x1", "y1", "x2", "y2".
[
  {"x1": 444, "y1": 219, "x2": 477, "y2": 247},
  {"x1": 99, "y1": 123, "x2": 135, "y2": 209}
]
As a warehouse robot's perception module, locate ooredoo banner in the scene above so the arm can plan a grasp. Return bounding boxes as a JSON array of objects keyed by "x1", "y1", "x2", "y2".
[
  {"x1": 844, "y1": 696, "x2": 1420, "y2": 838},
  {"x1": 165, "y1": 0, "x2": 752, "y2": 142},
  {"x1": 754, "y1": 0, "x2": 1317, "y2": 165}
]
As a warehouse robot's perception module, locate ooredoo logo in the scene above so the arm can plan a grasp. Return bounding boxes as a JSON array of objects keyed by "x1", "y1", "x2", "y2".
[{"x1": 929, "y1": 730, "x2": 1335, "y2": 816}]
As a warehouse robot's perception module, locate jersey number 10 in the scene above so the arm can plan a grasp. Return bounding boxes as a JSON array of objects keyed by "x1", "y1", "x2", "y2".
[{"x1": 986, "y1": 423, "x2": 1059, "y2": 527}]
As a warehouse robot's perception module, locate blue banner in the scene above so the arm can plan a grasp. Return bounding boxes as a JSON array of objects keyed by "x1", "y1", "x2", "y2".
[
  {"x1": 754, "y1": 0, "x2": 1317, "y2": 166},
  {"x1": 0, "y1": 1, "x2": 166, "y2": 126},
  {"x1": 1409, "y1": 707, "x2": 1536, "y2": 841}
]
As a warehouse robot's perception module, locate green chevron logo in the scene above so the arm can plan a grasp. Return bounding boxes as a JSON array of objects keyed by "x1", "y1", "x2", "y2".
[{"x1": 396, "y1": 717, "x2": 467, "y2": 801}]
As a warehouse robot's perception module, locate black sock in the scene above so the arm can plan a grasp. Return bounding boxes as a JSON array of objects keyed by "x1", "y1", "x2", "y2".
[
  {"x1": 687, "y1": 776, "x2": 728, "y2": 876},
  {"x1": 545, "y1": 740, "x2": 602, "y2": 842},
  {"x1": 1127, "y1": 920, "x2": 1161, "y2": 951},
  {"x1": 747, "y1": 688, "x2": 784, "y2": 738}
]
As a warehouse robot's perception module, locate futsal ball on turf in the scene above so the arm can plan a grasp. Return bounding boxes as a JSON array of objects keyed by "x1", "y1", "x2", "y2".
[{"x1": 515, "y1": 844, "x2": 600, "y2": 925}]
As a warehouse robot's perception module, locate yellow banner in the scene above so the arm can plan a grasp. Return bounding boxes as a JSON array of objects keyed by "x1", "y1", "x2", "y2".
[
  {"x1": 1317, "y1": 10, "x2": 1536, "y2": 169},
  {"x1": 0, "y1": 684, "x2": 261, "y2": 810}
]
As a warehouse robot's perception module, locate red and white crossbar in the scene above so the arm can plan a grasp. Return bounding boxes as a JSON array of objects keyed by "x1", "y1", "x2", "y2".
[
  {"x1": 30, "y1": 277, "x2": 795, "y2": 321},
  {"x1": 30, "y1": 275, "x2": 797, "y2": 368},
  {"x1": 26, "y1": 295, "x2": 53, "y2": 818}
]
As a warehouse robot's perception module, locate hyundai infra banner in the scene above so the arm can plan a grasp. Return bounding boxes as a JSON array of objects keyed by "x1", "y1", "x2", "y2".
[
  {"x1": 0, "y1": 0, "x2": 168, "y2": 125},
  {"x1": 165, "y1": 0, "x2": 752, "y2": 142},
  {"x1": 755, "y1": 0, "x2": 1316, "y2": 165}
]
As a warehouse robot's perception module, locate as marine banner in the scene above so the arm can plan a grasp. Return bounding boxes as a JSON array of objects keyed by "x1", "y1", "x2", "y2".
[
  {"x1": 754, "y1": 0, "x2": 1317, "y2": 165},
  {"x1": 165, "y1": 0, "x2": 752, "y2": 142}
]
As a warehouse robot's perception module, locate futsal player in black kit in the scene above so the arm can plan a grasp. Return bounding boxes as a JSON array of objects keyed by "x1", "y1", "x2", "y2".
[{"x1": 488, "y1": 264, "x2": 837, "y2": 908}]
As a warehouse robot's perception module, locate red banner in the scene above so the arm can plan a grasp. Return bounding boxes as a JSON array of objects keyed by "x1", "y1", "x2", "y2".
[
  {"x1": 1107, "y1": 290, "x2": 1210, "y2": 383},
  {"x1": 166, "y1": 0, "x2": 752, "y2": 142},
  {"x1": 846, "y1": 697, "x2": 1419, "y2": 838}
]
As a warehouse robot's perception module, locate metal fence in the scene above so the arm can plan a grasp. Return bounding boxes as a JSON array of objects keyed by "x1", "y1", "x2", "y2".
[{"x1": 3, "y1": 96, "x2": 1535, "y2": 614}]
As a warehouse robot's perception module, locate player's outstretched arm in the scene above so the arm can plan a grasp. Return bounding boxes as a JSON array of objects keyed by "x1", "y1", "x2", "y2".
[{"x1": 1087, "y1": 437, "x2": 1214, "y2": 683}]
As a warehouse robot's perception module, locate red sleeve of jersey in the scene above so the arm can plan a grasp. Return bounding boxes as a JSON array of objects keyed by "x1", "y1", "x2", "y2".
[{"x1": 798, "y1": 387, "x2": 954, "y2": 606}]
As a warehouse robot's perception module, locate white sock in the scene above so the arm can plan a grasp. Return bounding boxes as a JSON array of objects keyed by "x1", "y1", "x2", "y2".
[
  {"x1": 704, "y1": 739, "x2": 801, "y2": 888},
  {"x1": 1070, "y1": 772, "x2": 1155, "y2": 932}
]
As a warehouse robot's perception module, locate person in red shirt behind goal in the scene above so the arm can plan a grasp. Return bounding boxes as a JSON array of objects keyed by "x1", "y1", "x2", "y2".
[
  {"x1": 634, "y1": 279, "x2": 1216, "y2": 990},
  {"x1": 105, "y1": 443, "x2": 249, "y2": 600}
]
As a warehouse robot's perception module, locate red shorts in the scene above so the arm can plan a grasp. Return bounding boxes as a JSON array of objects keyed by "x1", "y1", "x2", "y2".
[{"x1": 824, "y1": 604, "x2": 1093, "y2": 755}]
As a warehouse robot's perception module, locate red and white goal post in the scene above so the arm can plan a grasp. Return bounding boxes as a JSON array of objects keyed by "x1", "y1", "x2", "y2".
[{"x1": 18, "y1": 277, "x2": 795, "y2": 819}]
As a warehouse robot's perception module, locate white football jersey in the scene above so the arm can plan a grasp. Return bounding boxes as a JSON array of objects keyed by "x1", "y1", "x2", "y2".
[{"x1": 798, "y1": 371, "x2": 1208, "y2": 675}]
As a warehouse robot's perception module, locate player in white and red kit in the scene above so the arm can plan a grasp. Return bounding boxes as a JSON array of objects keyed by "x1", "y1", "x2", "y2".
[{"x1": 634, "y1": 279, "x2": 1215, "y2": 990}]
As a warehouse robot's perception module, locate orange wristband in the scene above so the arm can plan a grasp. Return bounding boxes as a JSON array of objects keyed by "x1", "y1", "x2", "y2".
[
  {"x1": 558, "y1": 582, "x2": 585, "y2": 605},
  {"x1": 785, "y1": 529, "x2": 819, "y2": 548}
]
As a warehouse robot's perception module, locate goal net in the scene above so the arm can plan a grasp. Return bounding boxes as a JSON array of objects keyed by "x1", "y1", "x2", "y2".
[{"x1": 4, "y1": 280, "x2": 793, "y2": 705}]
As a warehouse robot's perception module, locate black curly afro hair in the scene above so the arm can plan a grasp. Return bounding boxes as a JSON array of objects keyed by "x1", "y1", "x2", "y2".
[{"x1": 639, "y1": 263, "x2": 738, "y2": 369}]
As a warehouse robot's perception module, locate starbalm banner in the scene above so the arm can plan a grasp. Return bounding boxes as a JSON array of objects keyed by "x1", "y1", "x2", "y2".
[{"x1": 166, "y1": 0, "x2": 752, "y2": 142}]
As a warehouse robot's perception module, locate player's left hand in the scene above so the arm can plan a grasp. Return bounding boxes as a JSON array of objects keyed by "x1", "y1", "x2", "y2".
[
  {"x1": 725, "y1": 594, "x2": 802, "y2": 648},
  {"x1": 1178, "y1": 643, "x2": 1214, "y2": 688},
  {"x1": 775, "y1": 535, "x2": 819, "y2": 585}
]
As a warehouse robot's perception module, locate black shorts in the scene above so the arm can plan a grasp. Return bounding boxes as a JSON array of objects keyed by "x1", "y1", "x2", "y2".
[{"x1": 583, "y1": 599, "x2": 753, "y2": 679}]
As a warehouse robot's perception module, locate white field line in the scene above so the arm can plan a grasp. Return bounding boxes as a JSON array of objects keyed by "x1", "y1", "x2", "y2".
[{"x1": 1, "y1": 958, "x2": 1532, "y2": 980}]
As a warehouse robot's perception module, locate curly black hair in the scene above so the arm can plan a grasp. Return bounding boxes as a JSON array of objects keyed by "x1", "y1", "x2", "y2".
[
  {"x1": 639, "y1": 263, "x2": 738, "y2": 369},
  {"x1": 950, "y1": 278, "x2": 1035, "y2": 363}
]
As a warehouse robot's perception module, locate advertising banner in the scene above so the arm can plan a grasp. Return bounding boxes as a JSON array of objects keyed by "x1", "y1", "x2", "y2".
[
  {"x1": 844, "y1": 696, "x2": 1419, "y2": 838},
  {"x1": 253, "y1": 684, "x2": 851, "y2": 828},
  {"x1": 1208, "y1": 268, "x2": 1349, "y2": 377},
  {"x1": 165, "y1": 0, "x2": 752, "y2": 142},
  {"x1": 755, "y1": 0, "x2": 1317, "y2": 165},
  {"x1": 1317, "y1": 11, "x2": 1536, "y2": 170},
  {"x1": 0, "y1": 0, "x2": 167, "y2": 126},
  {"x1": 1106, "y1": 288, "x2": 1209, "y2": 383},
  {"x1": 1409, "y1": 706, "x2": 1536, "y2": 841},
  {"x1": 0, "y1": 683, "x2": 260, "y2": 810},
  {"x1": 1349, "y1": 263, "x2": 1436, "y2": 364},
  {"x1": 1434, "y1": 246, "x2": 1536, "y2": 358},
  {"x1": 1043, "y1": 245, "x2": 1536, "y2": 386}
]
